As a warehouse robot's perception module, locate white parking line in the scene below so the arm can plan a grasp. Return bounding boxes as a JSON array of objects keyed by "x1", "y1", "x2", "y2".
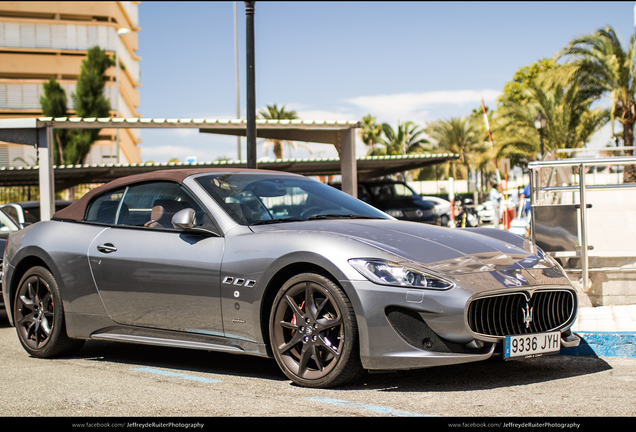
[
  {"x1": 132, "y1": 367, "x2": 222, "y2": 383},
  {"x1": 305, "y1": 397, "x2": 436, "y2": 417}
]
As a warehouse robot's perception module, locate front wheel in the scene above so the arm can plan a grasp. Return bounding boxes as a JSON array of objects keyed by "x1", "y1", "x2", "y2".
[
  {"x1": 269, "y1": 273, "x2": 363, "y2": 388},
  {"x1": 14, "y1": 266, "x2": 84, "y2": 358}
]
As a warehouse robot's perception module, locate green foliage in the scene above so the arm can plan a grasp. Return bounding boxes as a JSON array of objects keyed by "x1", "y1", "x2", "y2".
[
  {"x1": 367, "y1": 121, "x2": 429, "y2": 157},
  {"x1": 40, "y1": 78, "x2": 68, "y2": 117},
  {"x1": 258, "y1": 103, "x2": 298, "y2": 120},
  {"x1": 358, "y1": 25, "x2": 633, "y2": 183},
  {"x1": 258, "y1": 104, "x2": 302, "y2": 159},
  {"x1": 494, "y1": 77, "x2": 608, "y2": 163},
  {"x1": 39, "y1": 46, "x2": 114, "y2": 166},
  {"x1": 359, "y1": 114, "x2": 383, "y2": 154},
  {"x1": 497, "y1": 58, "x2": 559, "y2": 106},
  {"x1": 66, "y1": 46, "x2": 114, "y2": 165},
  {"x1": 554, "y1": 25, "x2": 636, "y2": 181},
  {"x1": 39, "y1": 78, "x2": 69, "y2": 165},
  {"x1": 426, "y1": 116, "x2": 483, "y2": 180}
]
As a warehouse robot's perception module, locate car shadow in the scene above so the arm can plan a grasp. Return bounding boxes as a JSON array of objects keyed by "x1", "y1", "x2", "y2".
[
  {"x1": 74, "y1": 339, "x2": 288, "y2": 383},
  {"x1": 0, "y1": 309, "x2": 12, "y2": 327},
  {"x1": 70, "y1": 338, "x2": 613, "y2": 391},
  {"x1": 346, "y1": 355, "x2": 613, "y2": 392}
]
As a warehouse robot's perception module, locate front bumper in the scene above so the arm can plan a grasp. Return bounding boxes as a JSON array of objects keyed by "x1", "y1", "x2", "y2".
[{"x1": 343, "y1": 279, "x2": 579, "y2": 371}]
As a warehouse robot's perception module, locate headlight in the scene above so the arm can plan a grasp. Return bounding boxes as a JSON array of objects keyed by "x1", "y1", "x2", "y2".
[
  {"x1": 385, "y1": 209, "x2": 404, "y2": 218},
  {"x1": 349, "y1": 259, "x2": 453, "y2": 290}
]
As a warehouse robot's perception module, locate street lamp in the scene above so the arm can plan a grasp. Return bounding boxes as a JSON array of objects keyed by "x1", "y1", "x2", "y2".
[
  {"x1": 534, "y1": 111, "x2": 547, "y2": 159},
  {"x1": 115, "y1": 27, "x2": 130, "y2": 164},
  {"x1": 245, "y1": 1, "x2": 257, "y2": 169}
]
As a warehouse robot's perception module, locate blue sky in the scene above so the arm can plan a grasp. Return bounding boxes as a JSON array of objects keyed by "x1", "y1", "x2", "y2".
[{"x1": 136, "y1": 1, "x2": 635, "y2": 163}]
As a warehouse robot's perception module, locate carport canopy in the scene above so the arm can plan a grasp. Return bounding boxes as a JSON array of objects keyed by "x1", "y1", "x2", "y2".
[{"x1": 0, "y1": 117, "x2": 459, "y2": 221}]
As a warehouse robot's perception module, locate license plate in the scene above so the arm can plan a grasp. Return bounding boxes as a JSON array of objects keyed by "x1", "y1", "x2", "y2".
[{"x1": 504, "y1": 332, "x2": 561, "y2": 359}]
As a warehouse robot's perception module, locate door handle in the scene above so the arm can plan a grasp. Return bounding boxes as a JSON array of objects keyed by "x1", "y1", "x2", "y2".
[{"x1": 97, "y1": 243, "x2": 117, "y2": 253}]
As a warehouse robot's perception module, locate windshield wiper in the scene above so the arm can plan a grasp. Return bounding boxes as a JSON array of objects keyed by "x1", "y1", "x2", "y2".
[
  {"x1": 250, "y1": 217, "x2": 304, "y2": 225},
  {"x1": 306, "y1": 214, "x2": 382, "y2": 220}
]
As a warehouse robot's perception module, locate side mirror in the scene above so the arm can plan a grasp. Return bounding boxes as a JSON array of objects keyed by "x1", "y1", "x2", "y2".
[{"x1": 172, "y1": 208, "x2": 196, "y2": 230}]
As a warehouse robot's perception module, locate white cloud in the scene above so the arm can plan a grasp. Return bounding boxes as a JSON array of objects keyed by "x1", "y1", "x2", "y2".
[
  {"x1": 138, "y1": 90, "x2": 502, "y2": 163},
  {"x1": 346, "y1": 89, "x2": 501, "y2": 125},
  {"x1": 140, "y1": 144, "x2": 201, "y2": 162},
  {"x1": 293, "y1": 108, "x2": 359, "y2": 122}
]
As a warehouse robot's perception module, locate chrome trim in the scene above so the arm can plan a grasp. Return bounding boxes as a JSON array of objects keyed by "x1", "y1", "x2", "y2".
[{"x1": 466, "y1": 288, "x2": 576, "y2": 340}]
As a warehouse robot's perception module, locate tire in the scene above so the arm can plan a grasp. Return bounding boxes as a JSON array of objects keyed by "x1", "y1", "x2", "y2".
[
  {"x1": 14, "y1": 266, "x2": 84, "y2": 358},
  {"x1": 269, "y1": 272, "x2": 364, "y2": 388}
]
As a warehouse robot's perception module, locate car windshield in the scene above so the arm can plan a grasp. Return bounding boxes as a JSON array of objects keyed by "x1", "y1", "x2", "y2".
[
  {"x1": 0, "y1": 208, "x2": 20, "y2": 233},
  {"x1": 195, "y1": 173, "x2": 391, "y2": 226},
  {"x1": 366, "y1": 182, "x2": 419, "y2": 200}
]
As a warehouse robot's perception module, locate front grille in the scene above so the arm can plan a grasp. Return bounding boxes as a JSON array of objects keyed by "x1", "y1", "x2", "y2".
[
  {"x1": 467, "y1": 290, "x2": 575, "y2": 337},
  {"x1": 404, "y1": 209, "x2": 434, "y2": 218}
]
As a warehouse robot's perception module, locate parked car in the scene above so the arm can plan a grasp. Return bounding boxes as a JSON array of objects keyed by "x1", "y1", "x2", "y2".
[
  {"x1": 0, "y1": 201, "x2": 74, "y2": 225},
  {"x1": 0, "y1": 208, "x2": 21, "y2": 309},
  {"x1": 333, "y1": 180, "x2": 438, "y2": 224},
  {"x1": 421, "y1": 196, "x2": 452, "y2": 226},
  {"x1": 2, "y1": 168, "x2": 580, "y2": 388}
]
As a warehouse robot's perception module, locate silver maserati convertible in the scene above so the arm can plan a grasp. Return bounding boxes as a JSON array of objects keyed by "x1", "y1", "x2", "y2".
[{"x1": 1, "y1": 169, "x2": 580, "y2": 388}]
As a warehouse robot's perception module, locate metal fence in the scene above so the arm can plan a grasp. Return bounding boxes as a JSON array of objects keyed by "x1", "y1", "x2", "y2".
[
  {"x1": 0, "y1": 183, "x2": 101, "y2": 206},
  {"x1": 528, "y1": 155, "x2": 636, "y2": 291}
]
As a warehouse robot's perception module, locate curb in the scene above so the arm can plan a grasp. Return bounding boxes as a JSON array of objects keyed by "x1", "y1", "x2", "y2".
[{"x1": 561, "y1": 332, "x2": 636, "y2": 358}]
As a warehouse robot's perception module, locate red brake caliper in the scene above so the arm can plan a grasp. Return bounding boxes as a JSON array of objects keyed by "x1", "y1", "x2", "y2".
[{"x1": 290, "y1": 301, "x2": 305, "y2": 331}]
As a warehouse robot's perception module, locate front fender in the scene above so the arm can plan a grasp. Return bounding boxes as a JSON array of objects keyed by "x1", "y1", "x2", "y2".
[
  {"x1": 4, "y1": 222, "x2": 111, "y2": 326},
  {"x1": 3, "y1": 245, "x2": 66, "y2": 326}
]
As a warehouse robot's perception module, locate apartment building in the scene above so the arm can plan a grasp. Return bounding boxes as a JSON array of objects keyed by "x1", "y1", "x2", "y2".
[{"x1": 0, "y1": 1, "x2": 142, "y2": 167}]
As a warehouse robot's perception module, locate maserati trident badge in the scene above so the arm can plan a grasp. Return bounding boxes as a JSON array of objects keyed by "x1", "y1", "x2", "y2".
[{"x1": 522, "y1": 303, "x2": 534, "y2": 328}]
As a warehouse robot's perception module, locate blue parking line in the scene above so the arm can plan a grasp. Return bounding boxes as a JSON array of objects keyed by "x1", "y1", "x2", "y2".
[
  {"x1": 562, "y1": 332, "x2": 636, "y2": 358},
  {"x1": 133, "y1": 367, "x2": 222, "y2": 383},
  {"x1": 305, "y1": 397, "x2": 435, "y2": 417}
]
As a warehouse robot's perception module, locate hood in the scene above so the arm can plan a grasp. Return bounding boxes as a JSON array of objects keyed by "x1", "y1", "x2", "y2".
[{"x1": 252, "y1": 219, "x2": 570, "y2": 289}]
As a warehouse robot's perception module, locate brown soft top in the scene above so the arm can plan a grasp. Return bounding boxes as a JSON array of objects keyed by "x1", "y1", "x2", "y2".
[{"x1": 52, "y1": 167, "x2": 289, "y2": 222}]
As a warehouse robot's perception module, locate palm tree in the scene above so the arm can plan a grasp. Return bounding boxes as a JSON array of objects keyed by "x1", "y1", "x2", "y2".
[
  {"x1": 426, "y1": 116, "x2": 482, "y2": 180},
  {"x1": 493, "y1": 79, "x2": 608, "y2": 163},
  {"x1": 369, "y1": 121, "x2": 429, "y2": 156},
  {"x1": 258, "y1": 104, "x2": 306, "y2": 159},
  {"x1": 555, "y1": 26, "x2": 636, "y2": 182},
  {"x1": 359, "y1": 114, "x2": 383, "y2": 155}
]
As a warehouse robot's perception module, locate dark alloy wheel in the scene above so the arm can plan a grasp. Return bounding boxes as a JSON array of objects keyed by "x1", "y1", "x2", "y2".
[
  {"x1": 269, "y1": 273, "x2": 363, "y2": 388},
  {"x1": 14, "y1": 266, "x2": 84, "y2": 358}
]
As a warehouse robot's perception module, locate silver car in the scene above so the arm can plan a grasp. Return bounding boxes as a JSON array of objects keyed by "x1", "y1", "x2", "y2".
[{"x1": 1, "y1": 169, "x2": 580, "y2": 388}]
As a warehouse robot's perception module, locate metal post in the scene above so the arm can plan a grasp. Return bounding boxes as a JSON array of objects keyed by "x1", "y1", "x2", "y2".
[
  {"x1": 245, "y1": 1, "x2": 257, "y2": 169},
  {"x1": 529, "y1": 168, "x2": 535, "y2": 243},
  {"x1": 115, "y1": 47, "x2": 120, "y2": 164},
  {"x1": 234, "y1": 1, "x2": 241, "y2": 161},
  {"x1": 115, "y1": 28, "x2": 130, "y2": 164},
  {"x1": 37, "y1": 127, "x2": 55, "y2": 221},
  {"x1": 579, "y1": 163, "x2": 589, "y2": 291},
  {"x1": 339, "y1": 128, "x2": 357, "y2": 198}
]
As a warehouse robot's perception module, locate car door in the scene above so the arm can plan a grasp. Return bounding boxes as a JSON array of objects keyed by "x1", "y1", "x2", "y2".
[{"x1": 87, "y1": 181, "x2": 225, "y2": 335}]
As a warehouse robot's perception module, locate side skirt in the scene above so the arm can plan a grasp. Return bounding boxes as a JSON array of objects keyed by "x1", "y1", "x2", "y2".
[
  {"x1": 65, "y1": 313, "x2": 270, "y2": 357},
  {"x1": 91, "y1": 333, "x2": 246, "y2": 354}
]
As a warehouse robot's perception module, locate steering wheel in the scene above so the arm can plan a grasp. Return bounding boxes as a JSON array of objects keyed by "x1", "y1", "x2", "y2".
[{"x1": 300, "y1": 206, "x2": 324, "y2": 219}]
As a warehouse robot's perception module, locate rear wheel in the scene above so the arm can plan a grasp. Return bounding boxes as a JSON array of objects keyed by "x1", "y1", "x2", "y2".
[
  {"x1": 14, "y1": 266, "x2": 84, "y2": 358},
  {"x1": 269, "y1": 273, "x2": 363, "y2": 388}
]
